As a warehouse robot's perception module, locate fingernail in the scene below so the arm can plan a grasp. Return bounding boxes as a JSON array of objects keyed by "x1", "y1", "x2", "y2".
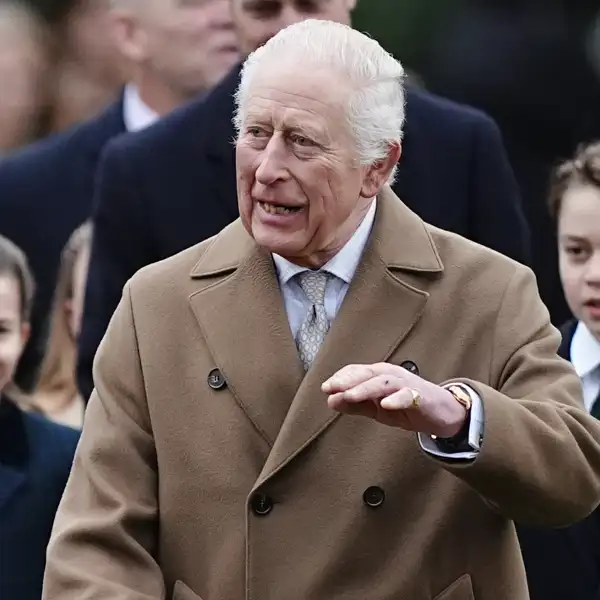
[{"x1": 380, "y1": 398, "x2": 393, "y2": 409}]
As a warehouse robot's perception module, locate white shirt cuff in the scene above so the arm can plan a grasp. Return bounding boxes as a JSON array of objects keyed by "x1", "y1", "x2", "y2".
[{"x1": 418, "y1": 383, "x2": 484, "y2": 460}]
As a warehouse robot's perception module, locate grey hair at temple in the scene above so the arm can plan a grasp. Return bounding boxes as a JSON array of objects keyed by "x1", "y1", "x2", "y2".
[{"x1": 233, "y1": 19, "x2": 405, "y2": 183}]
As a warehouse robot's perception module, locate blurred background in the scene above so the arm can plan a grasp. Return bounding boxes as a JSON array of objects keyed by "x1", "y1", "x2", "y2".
[{"x1": 2, "y1": 0, "x2": 600, "y2": 324}]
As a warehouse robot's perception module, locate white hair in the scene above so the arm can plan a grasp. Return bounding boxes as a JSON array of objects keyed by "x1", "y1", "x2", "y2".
[{"x1": 233, "y1": 19, "x2": 405, "y2": 182}]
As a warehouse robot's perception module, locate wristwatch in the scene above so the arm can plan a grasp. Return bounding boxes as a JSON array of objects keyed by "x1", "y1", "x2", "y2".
[
  {"x1": 446, "y1": 384, "x2": 472, "y2": 412},
  {"x1": 432, "y1": 384, "x2": 473, "y2": 452}
]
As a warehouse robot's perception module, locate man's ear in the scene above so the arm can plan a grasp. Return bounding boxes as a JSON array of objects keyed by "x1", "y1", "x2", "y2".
[
  {"x1": 360, "y1": 142, "x2": 402, "y2": 198},
  {"x1": 111, "y1": 8, "x2": 148, "y2": 64}
]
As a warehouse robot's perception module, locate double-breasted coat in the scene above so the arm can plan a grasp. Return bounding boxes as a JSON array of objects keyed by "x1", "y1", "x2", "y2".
[{"x1": 44, "y1": 188, "x2": 600, "y2": 600}]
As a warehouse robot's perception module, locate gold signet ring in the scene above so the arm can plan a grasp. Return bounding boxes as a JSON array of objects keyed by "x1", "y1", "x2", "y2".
[{"x1": 409, "y1": 388, "x2": 422, "y2": 408}]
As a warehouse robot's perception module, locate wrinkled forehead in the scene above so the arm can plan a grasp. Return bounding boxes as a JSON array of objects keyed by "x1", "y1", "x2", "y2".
[{"x1": 240, "y1": 66, "x2": 352, "y2": 128}]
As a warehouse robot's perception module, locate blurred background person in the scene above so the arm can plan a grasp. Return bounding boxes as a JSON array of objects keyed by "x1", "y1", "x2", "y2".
[
  {"x1": 516, "y1": 141, "x2": 600, "y2": 600},
  {"x1": 33, "y1": 223, "x2": 91, "y2": 429},
  {"x1": 77, "y1": 0, "x2": 529, "y2": 400},
  {"x1": 419, "y1": 0, "x2": 600, "y2": 325},
  {"x1": 46, "y1": 0, "x2": 127, "y2": 132},
  {"x1": 0, "y1": 234, "x2": 78, "y2": 600},
  {"x1": 0, "y1": 0, "x2": 49, "y2": 153},
  {"x1": 0, "y1": 0, "x2": 239, "y2": 393}
]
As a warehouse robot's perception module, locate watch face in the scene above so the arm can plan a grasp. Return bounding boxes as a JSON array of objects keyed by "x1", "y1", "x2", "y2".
[{"x1": 448, "y1": 386, "x2": 472, "y2": 410}]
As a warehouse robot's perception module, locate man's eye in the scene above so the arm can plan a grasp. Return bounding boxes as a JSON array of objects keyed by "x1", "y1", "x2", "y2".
[
  {"x1": 297, "y1": 0, "x2": 322, "y2": 14},
  {"x1": 247, "y1": 127, "x2": 266, "y2": 137},
  {"x1": 245, "y1": 1, "x2": 281, "y2": 18},
  {"x1": 291, "y1": 134, "x2": 314, "y2": 147}
]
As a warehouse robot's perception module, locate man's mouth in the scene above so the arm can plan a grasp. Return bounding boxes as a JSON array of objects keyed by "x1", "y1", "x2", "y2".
[
  {"x1": 258, "y1": 201, "x2": 302, "y2": 215},
  {"x1": 584, "y1": 299, "x2": 600, "y2": 309}
]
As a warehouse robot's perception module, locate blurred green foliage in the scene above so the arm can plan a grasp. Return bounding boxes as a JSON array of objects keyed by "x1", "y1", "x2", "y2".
[{"x1": 352, "y1": 0, "x2": 464, "y2": 72}]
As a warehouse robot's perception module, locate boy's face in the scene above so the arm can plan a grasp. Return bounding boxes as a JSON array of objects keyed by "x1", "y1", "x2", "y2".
[{"x1": 558, "y1": 184, "x2": 600, "y2": 340}]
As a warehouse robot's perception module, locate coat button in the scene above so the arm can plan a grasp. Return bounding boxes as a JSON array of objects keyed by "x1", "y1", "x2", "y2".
[
  {"x1": 207, "y1": 368, "x2": 226, "y2": 390},
  {"x1": 363, "y1": 486, "x2": 385, "y2": 509},
  {"x1": 250, "y1": 493, "x2": 273, "y2": 516},
  {"x1": 400, "y1": 360, "x2": 419, "y2": 376}
]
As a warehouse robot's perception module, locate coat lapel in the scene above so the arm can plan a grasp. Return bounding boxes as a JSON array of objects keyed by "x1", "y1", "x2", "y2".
[
  {"x1": 188, "y1": 188, "x2": 444, "y2": 482},
  {"x1": 188, "y1": 222, "x2": 305, "y2": 446},
  {"x1": 0, "y1": 463, "x2": 26, "y2": 511},
  {"x1": 254, "y1": 187, "x2": 444, "y2": 486}
]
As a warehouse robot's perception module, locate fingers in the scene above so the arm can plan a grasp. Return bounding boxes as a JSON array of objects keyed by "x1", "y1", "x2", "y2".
[
  {"x1": 380, "y1": 388, "x2": 419, "y2": 411},
  {"x1": 336, "y1": 374, "x2": 402, "y2": 403},
  {"x1": 322, "y1": 363, "x2": 408, "y2": 395},
  {"x1": 322, "y1": 365, "x2": 378, "y2": 394},
  {"x1": 327, "y1": 394, "x2": 378, "y2": 419}
]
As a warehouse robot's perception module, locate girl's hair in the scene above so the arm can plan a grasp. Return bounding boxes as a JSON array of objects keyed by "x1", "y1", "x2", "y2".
[
  {"x1": 0, "y1": 234, "x2": 35, "y2": 408},
  {"x1": 0, "y1": 234, "x2": 35, "y2": 323},
  {"x1": 35, "y1": 221, "x2": 92, "y2": 402},
  {"x1": 549, "y1": 142, "x2": 600, "y2": 220}
]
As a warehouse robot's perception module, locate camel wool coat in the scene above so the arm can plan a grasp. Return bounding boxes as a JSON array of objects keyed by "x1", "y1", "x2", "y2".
[{"x1": 44, "y1": 187, "x2": 600, "y2": 600}]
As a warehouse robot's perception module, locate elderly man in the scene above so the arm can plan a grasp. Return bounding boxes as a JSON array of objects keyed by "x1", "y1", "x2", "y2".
[
  {"x1": 44, "y1": 20, "x2": 600, "y2": 600},
  {"x1": 77, "y1": 0, "x2": 530, "y2": 403}
]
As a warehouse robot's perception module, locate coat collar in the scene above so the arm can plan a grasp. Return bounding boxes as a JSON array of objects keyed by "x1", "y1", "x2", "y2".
[
  {"x1": 188, "y1": 186, "x2": 443, "y2": 486},
  {"x1": 558, "y1": 319, "x2": 577, "y2": 362},
  {"x1": 190, "y1": 185, "x2": 443, "y2": 278}
]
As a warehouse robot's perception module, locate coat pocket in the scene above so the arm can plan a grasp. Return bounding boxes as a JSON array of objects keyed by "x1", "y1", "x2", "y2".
[
  {"x1": 432, "y1": 574, "x2": 475, "y2": 600},
  {"x1": 172, "y1": 580, "x2": 204, "y2": 600}
]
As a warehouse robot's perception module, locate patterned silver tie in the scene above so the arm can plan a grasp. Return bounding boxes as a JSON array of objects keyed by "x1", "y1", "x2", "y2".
[{"x1": 296, "y1": 270, "x2": 330, "y2": 370}]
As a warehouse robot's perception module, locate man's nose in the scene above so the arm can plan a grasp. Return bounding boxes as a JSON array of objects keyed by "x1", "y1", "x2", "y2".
[
  {"x1": 212, "y1": 0, "x2": 235, "y2": 28},
  {"x1": 255, "y1": 137, "x2": 288, "y2": 185}
]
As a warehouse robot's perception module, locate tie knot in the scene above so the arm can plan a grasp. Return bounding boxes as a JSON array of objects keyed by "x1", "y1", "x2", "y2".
[{"x1": 297, "y1": 270, "x2": 329, "y2": 305}]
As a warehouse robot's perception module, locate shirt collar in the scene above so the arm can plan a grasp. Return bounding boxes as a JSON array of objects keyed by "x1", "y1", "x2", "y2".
[
  {"x1": 571, "y1": 321, "x2": 600, "y2": 378},
  {"x1": 123, "y1": 84, "x2": 159, "y2": 133},
  {"x1": 272, "y1": 198, "x2": 377, "y2": 286}
]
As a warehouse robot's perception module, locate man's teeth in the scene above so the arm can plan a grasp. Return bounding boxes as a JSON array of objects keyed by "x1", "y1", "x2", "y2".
[{"x1": 261, "y1": 202, "x2": 298, "y2": 215}]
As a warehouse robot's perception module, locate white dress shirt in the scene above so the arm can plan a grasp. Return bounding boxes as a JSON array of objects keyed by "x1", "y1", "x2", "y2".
[
  {"x1": 571, "y1": 322, "x2": 600, "y2": 412},
  {"x1": 122, "y1": 84, "x2": 159, "y2": 133},
  {"x1": 272, "y1": 199, "x2": 483, "y2": 460}
]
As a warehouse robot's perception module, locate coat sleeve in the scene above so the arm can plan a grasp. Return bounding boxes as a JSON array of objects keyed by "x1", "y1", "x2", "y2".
[
  {"x1": 467, "y1": 115, "x2": 531, "y2": 267},
  {"x1": 441, "y1": 265, "x2": 600, "y2": 527},
  {"x1": 77, "y1": 138, "x2": 154, "y2": 401},
  {"x1": 44, "y1": 283, "x2": 164, "y2": 600}
]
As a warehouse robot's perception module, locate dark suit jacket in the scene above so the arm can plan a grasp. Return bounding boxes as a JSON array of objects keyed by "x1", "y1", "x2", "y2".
[
  {"x1": 0, "y1": 99, "x2": 125, "y2": 390},
  {"x1": 77, "y1": 64, "x2": 530, "y2": 399},
  {"x1": 516, "y1": 318, "x2": 600, "y2": 600},
  {"x1": 0, "y1": 397, "x2": 79, "y2": 600}
]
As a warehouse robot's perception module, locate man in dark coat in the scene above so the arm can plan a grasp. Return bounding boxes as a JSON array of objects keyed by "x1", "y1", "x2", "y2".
[
  {"x1": 77, "y1": 0, "x2": 530, "y2": 400},
  {"x1": 0, "y1": 0, "x2": 238, "y2": 389}
]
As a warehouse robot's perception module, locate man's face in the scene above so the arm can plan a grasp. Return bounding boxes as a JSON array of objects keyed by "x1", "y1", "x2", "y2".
[
  {"x1": 236, "y1": 66, "x2": 395, "y2": 268},
  {"x1": 127, "y1": 0, "x2": 240, "y2": 95},
  {"x1": 231, "y1": 0, "x2": 356, "y2": 54}
]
